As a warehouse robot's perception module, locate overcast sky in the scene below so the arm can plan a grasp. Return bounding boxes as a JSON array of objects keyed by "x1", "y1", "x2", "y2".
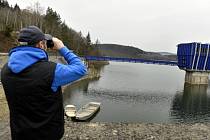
[{"x1": 7, "y1": 0, "x2": 210, "y2": 53}]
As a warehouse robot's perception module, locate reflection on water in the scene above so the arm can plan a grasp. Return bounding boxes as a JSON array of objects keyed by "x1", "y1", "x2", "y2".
[
  {"x1": 170, "y1": 83, "x2": 210, "y2": 123},
  {"x1": 63, "y1": 80, "x2": 90, "y2": 105},
  {"x1": 63, "y1": 62, "x2": 210, "y2": 123}
]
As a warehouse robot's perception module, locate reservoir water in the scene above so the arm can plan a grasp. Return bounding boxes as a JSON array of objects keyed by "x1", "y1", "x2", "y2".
[{"x1": 63, "y1": 62, "x2": 210, "y2": 123}]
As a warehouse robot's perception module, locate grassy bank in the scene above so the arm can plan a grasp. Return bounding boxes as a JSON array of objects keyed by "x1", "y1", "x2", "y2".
[
  {"x1": 0, "y1": 86, "x2": 10, "y2": 140},
  {"x1": 0, "y1": 87, "x2": 9, "y2": 121}
]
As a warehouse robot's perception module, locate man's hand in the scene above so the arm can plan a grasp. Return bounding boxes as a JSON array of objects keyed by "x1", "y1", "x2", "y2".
[{"x1": 52, "y1": 37, "x2": 65, "y2": 50}]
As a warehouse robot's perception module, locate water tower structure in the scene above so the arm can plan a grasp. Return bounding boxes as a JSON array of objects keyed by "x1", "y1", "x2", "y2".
[{"x1": 177, "y1": 42, "x2": 210, "y2": 85}]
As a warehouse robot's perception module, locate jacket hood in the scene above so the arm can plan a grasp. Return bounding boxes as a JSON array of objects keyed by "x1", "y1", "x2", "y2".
[{"x1": 8, "y1": 46, "x2": 48, "y2": 73}]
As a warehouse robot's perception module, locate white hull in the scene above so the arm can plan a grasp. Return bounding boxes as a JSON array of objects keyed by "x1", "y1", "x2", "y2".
[
  {"x1": 65, "y1": 105, "x2": 76, "y2": 118},
  {"x1": 76, "y1": 102, "x2": 101, "y2": 121}
]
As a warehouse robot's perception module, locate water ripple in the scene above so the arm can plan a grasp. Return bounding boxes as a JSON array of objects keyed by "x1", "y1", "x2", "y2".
[{"x1": 86, "y1": 88, "x2": 173, "y2": 104}]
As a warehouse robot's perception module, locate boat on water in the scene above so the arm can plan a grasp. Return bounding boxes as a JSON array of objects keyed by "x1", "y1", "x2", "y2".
[
  {"x1": 75, "y1": 102, "x2": 101, "y2": 121},
  {"x1": 65, "y1": 105, "x2": 76, "y2": 118}
]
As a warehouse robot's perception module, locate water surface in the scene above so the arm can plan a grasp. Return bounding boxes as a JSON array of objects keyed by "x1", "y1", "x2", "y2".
[{"x1": 63, "y1": 62, "x2": 210, "y2": 123}]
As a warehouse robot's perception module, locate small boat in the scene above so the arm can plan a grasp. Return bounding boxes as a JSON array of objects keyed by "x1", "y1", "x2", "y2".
[
  {"x1": 76, "y1": 102, "x2": 101, "y2": 121},
  {"x1": 65, "y1": 105, "x2": 76, "y2": 118}
]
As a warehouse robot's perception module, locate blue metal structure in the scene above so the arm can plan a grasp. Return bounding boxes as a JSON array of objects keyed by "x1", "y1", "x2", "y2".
[
  {"x1": 177, "y1": 42, "x2": 210, "y2": 71},
  {"x1": 84, "y1": 56, "x2": 177, "y2": 66}
]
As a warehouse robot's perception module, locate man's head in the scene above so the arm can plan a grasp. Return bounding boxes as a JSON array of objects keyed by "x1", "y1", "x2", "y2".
[{"x1": 18, "y1": 26, "x2": 52, "y2": 51}]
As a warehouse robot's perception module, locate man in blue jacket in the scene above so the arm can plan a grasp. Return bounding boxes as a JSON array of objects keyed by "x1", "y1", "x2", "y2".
[{"x1": 1, "y1": 26, "x2": 87, "y2": 140}]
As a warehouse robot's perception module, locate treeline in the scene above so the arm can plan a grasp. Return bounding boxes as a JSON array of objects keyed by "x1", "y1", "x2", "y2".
[{"x1": 0, "y1": 0, "x2": 100, "y2": 56}]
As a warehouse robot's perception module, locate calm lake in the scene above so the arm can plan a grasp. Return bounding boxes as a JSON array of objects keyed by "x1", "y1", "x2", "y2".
[{"x1": 63, "y1": 62, "x2": 210, "y2": 123}]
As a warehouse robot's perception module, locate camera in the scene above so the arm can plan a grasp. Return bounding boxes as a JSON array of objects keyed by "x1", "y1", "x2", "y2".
[
  {"x1": 47, "y1": 39, "x2": 54, "y2": 48},
  {"x1": 45, "y1": 34, "x2": 54, "y2": 48}
]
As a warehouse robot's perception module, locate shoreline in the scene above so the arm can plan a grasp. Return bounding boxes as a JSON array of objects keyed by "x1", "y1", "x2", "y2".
[
  {"x1": 62, "y1": 67, "x2": 100, "y2": 92},
  {"x1": 62, "y1": 121, "x2": 210, "y2": 140}
]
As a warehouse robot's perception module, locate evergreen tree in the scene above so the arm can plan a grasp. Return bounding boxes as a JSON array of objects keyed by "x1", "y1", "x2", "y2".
[
  {"x1": 44, "y1": 7, "x2": 61, "y2": 36},
  {"x1": 60, "y1": 22, "x2": 71, "y2": 47},
  {"x1": 0, "y1": 0, "x2": 9, "y2": 8},
  {"x1": 13, "y1": 3, "x2": 20, "y2": 11},
  {"x1": 4, "y1": 24, "x2": 13, "y2": 37},
  {"x1": 86, "y1": 32, "x2": 91, "y2": 47}
]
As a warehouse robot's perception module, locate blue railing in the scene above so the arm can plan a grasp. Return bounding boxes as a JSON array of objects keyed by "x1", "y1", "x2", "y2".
[{"x1": 83, "y1": 56, "x2": 178, "y2": 66}]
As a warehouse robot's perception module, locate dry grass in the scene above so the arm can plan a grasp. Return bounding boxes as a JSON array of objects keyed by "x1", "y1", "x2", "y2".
[
  {"x1": 0, "y1": 86, "x2": 9, "y2": 121},
  {"x1": 0, "y1": 54, "x2": 8, "y2": 123},
  {"x1": 0, "y1": 55, "x2": 8, "y2": 68},
  {"x1": 0, "y1": 55, "x2": 9, "y2": 121}
]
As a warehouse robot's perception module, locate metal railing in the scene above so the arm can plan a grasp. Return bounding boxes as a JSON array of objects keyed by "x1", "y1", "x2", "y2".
[{"x1": 83, "y1": 56, "x2": 178, "y2": 66}]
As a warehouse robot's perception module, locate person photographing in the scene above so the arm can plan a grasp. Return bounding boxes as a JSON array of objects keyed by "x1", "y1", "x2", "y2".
[{"x1": 1, "y1": 26, "x2": 87, "y2": 140}]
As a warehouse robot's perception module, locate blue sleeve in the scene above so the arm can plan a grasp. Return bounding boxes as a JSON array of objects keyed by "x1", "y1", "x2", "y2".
[{"x1": 51, "y1": 47, "x2": 87, "y2": 92}]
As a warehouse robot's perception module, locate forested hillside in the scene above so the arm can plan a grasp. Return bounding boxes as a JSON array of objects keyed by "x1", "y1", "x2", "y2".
[
  {"x1": 97, "y1": 44, "x2": 177, "y2": 61},
  {"x1": 0, "y1": 0, "x2": 99, "y2": 56}
]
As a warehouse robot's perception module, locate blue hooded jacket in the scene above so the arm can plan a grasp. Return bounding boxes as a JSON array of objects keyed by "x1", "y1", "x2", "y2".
[{"x1": 8, "y1": 46, "x2": 87, "y2": 92}]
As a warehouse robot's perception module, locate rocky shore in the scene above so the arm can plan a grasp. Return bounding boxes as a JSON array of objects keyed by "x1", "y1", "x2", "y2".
[{"x1": 62, "y1": 121, "x2": 210, "y2": 140}]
